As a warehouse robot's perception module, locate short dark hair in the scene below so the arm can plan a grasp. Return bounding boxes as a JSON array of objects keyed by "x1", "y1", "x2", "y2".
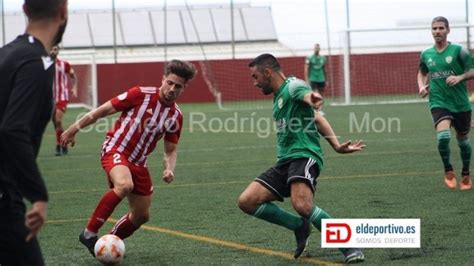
[
  {"x1": 248, "y1": 53, "x2": 281, "y2": 72},
  {"x1": 165, "y1": 60, "x2": 197, "y2": 83},
  {"x1": 24, "y1": 0, "x2": 66, "y2": 20},
  {"x1": 432, "y1": 16, "x2": 450, "y2": 30}
]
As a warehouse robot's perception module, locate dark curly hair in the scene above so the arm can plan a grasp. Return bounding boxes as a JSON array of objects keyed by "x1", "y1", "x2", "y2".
[{"x1": 165, "y1": 60, "x2": 197, "y2": 83}]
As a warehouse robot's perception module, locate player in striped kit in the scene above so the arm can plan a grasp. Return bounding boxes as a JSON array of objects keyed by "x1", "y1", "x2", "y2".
[
  {"x1": 50, "y1": 45, "x2": 78, "y2": 156},
  {"x1": 60, "y1": 60, "x2": 196, "y2": 256}
]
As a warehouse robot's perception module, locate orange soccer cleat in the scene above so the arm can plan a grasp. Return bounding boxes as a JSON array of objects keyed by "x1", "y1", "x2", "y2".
[
  {"x1": 443, "y1": 171, "x2": 457, "y2": 189},
  {"x1": 460, "y1": 175, "x2": 472, "y2": 191}
]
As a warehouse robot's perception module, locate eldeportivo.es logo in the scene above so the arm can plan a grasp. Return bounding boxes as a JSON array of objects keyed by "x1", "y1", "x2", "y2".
[
  {"x1": 326, "y1": 223, "x2": 352, "y2": 243},
  {"x1": 322, "y1": 219, "x2": 420, "y2": 248}
]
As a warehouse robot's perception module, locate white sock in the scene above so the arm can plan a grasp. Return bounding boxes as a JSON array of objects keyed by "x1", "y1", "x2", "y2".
[{"x1": 84, "y1": 229, "x2": 97, "y2": 239}]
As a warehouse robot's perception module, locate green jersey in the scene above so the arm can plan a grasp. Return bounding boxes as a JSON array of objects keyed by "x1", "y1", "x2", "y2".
[
  {"x1": 419, "y1": 42, "x2": 474, "y2": 112},
  {"x1": 273, "y1": 76, "x2": 323, "y2": 169},
  {"x1": 306, "y1": 54, "x2": 326, "y2": 82}
]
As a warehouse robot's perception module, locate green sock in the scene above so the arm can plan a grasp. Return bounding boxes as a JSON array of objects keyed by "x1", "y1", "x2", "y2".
[
  {"x1": 308, "y1": 206, "x2": 332, "y2": 231},
  {"x1": 437, "y1": 130, "x2": 452, "y2": 171},
  {"x1": 253, "y1": 202, "x2": 303, "y2": 231},
  {"x1": 458, "y1": 138, "x2": 471, "y2": 174},
  {"x1": 308, "y1": 206, "x2": 347, "y2": 254}
]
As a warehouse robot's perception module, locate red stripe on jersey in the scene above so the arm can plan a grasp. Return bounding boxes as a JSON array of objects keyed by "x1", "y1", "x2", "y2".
[
  {"x1": 102, "y1": 86, "x2": 183, "y2": 166},
  {"x1": 54, "y1": 59, "x2": 71, "y2": 102},
  {"x1": 136, "y1": 109, "x2": 181, "y2": 165}
]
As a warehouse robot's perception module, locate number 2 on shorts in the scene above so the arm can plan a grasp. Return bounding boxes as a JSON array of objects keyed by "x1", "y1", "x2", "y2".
[{"x1": 113, "y1": 153, "x2": 122, "y2": 164}]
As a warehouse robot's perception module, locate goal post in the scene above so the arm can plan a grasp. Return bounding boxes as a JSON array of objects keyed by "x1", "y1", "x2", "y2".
[{"x1": 333, "y1": 24, "x2": 473, "y2": 106}]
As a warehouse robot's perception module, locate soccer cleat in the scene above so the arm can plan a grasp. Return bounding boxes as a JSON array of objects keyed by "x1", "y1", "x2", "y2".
[
  {"x1": 293, "y1": 219, "x2": 311, "y2": 259},
  {"x1": 444, "y1": 171, "x2": 457, "y2": 189},
  {"x1": 460, "y1": 175, "x2": 472, "y2": 191},
  {"x1": 79, "y1": 231, "x2": 98, "y2": 257},
  {"x1": 55, "y1": 145, "x2": 62, "y2": 156},
  {"x1": 343, "y1": 248, "x2": 365, "y2": 264},
  {"x1": 62, "y1": 146, "x2": 68, "y2": 155}
]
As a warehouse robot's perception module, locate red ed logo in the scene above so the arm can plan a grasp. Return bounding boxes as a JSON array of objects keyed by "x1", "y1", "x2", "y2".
[{"x1": 326, "y1": 223, "x2": 352, "y2": 243}]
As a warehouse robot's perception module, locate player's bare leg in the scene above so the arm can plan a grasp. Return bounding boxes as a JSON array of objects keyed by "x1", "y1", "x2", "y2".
[
  {"x1": 53, "y1": 109, "x2": 65, "y2": 156},
  {"x1": 289, "y1": 182, "x2": 312, "y2": 258},
  {"x1": 80, "y1": 165, "x2": 132, "y2": 256},
  {"x1": 238, "y1": 181, "x2": 277, "y2": 214},
  {"x1": 238, "y1": 182, "x2": 308, "y2": 258},
  {"x1": 290, "y1": 181, "x2": 364, "y2": 263}
]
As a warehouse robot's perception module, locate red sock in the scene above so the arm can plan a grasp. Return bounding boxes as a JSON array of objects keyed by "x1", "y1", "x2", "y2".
[
  {"x1": 56, "y1": 129, "x2": 63, "y2": 145},
  {"x1": 86, "y1": 190, "x2": 122, "y2": 233},
  {"x1": 110, "y1": 213, "x2": 140, "y2": 240}
]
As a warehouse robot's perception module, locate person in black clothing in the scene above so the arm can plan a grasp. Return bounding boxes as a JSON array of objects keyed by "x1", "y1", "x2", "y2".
[{"x1": 0, "y1": 0, "x2": 68, "y2": 265}]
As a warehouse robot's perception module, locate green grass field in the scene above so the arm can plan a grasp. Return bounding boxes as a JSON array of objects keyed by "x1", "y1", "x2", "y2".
[{"x1": 37, "y1": 102, "x2": 474, "y2": 265}]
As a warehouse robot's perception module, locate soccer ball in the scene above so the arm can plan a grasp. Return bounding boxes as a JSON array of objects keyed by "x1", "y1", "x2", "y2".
[{"x1": 94, "y1": 234, "x2": 125, "y2": 265}]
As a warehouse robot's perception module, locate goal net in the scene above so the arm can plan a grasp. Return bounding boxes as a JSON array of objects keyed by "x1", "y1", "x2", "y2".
[
  {"x1": 205, "y1": 54, "x2": 306, "y2": 110},
  {"x1": 59, "y1": 51, "x2": 98, "y2": 110},
  {"x1": 198, "y1": 24, "x2": 474, "y2": 109},
  {"x1": 181, "y1": 2, "x2": 286, "y2": 110},
  {"x1": 330, "y1": 24, "x2": 473, "y2": 106}
]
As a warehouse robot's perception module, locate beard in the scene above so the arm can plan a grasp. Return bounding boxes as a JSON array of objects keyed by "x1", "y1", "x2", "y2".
[
  {"x1": 262, "y1": 86, "x2": 273, "y2": 95},
  {"x1": 54, "y1": 19, "x2": 68, "y2": 45},
  {"x1": 260, "y1": 78, "x2": 273, "y2": 95}
]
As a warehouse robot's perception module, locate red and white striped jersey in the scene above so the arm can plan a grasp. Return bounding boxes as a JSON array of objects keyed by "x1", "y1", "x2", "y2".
[
  {"x1": 53, "y1": 59, "x2": 72, "y2": 102},
  {"x1": 101, "y1": 86, "x2": 183, "y2": 166}
]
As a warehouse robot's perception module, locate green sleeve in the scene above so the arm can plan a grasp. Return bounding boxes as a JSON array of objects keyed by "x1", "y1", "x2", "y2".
[
  {"x1": 289, "y1": 80, "x2": 312, "y2": 101},
  {"x1": 419, "y1": 53, "x2": 428, "y2": 74},
  {"x1": 459, "y1": 46, "x2": 474, "y2": 70}
]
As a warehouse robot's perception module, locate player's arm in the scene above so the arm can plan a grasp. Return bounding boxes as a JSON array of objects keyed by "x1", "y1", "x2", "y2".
[
  {"x1": 460, "y1": 69, "x2": 474, "y2": 81},
  {"x1": 446, "y1": 47, "x2": 474, "y2": 86},
  {"x1": 61, "y1": 101, "x2": 118, "y2": 146},
  {"x1": 303, "y1": 91, "x2": 323, "y2": 110},
  {"x1": 304, "y1": 62, "x2": 310, "y2": 82},
  {"x1": 162, "y1": 140, "x2": 178, "y2": 184},
  {"x1": 417, "y1": 70, "x2": 429, "y2": 98},
  {"x1": 304, "y1": 56, "x2": 312, "y2": 83},
  {"x1": 315, "y1": 112, "x2": 365, "y2": 154},
  {"x1": 67, "y1": 66, "x2": 78, "y2": 97},
  {"x1": 0, "y1": 60, "x2": 49, "y2": 240},
  {"x1": 289, "y1": 82, "x2": 324, "y2": 109},
  {"x1": 446, "y1": 69, "x2": 474, "y2": 86}
]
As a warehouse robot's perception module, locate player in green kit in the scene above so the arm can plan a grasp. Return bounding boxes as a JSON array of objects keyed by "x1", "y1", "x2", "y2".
[
  {"x1": 238, "y1": 54, "x2": 365, "y2": 263},
  {"x1": 305, "y1": 43, "x2": 327, "y2": 94},
  {"x1": 418, "y1": 16, "x2": 474, "y2": 190}
]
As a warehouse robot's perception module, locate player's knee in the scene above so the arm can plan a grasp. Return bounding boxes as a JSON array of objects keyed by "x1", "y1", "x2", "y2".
[
  {"x1": 114, "y1": 180, "x2": 134, "y2": 196},
  {"x1": 237, "y1": 194, "x2": 255, "y2": 214},
  {"x1": 292, "y1": 201, "x2": 312, "y2": 218}
]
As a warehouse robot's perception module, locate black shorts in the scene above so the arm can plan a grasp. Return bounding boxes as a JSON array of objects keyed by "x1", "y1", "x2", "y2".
[
  {"x1": 255, "y1": 158, "x2": 320, "y2": 201},
  {"x1": 310, "y1": 81, "x2": 326, "y2": 92},
  {"x1": 431, "y1": 108, "x2": 471, "y2": 135}
]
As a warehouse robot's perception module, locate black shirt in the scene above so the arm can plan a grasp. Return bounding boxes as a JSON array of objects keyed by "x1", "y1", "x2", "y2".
[{"x1": 0, "y1": 34, "x2": 54, "y2": 210}]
